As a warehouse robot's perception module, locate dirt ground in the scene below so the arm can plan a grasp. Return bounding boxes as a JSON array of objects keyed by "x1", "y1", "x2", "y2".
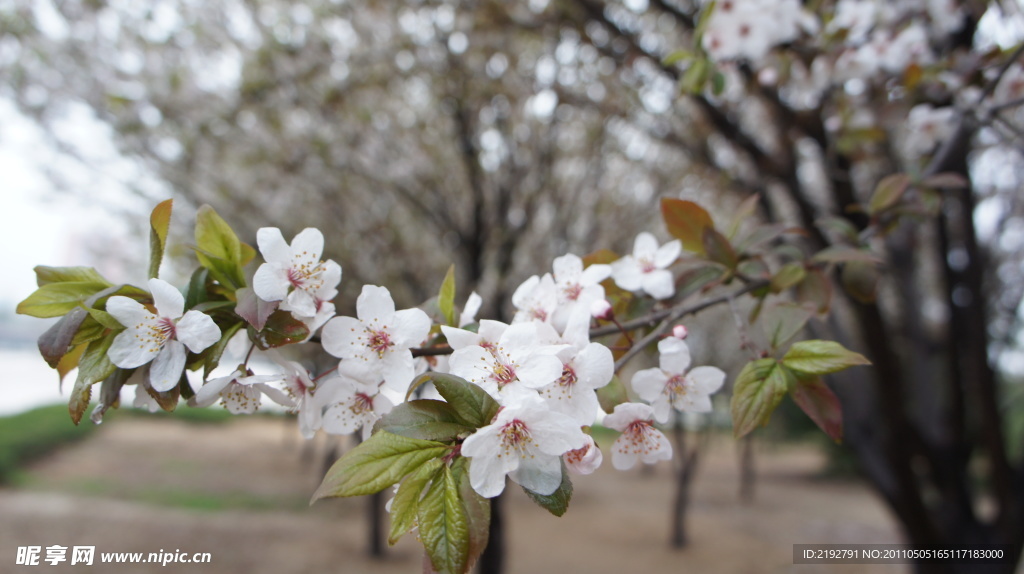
[{"x1": 1, "y1": 416, "x2": 909, "y2": 573}]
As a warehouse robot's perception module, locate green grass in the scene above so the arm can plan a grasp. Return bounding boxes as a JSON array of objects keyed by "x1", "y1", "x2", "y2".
[{"x1": 0, "y1": 404, "x2": 98, "y2": 484}]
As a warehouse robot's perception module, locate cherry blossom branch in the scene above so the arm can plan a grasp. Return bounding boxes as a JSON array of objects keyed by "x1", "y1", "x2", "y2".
[
  {"x1": 609, "y1": 280, "x2": 769, "y2": 373},
  {"x1": 591, "y1": 279, "x2": 769, "y2": 338}
]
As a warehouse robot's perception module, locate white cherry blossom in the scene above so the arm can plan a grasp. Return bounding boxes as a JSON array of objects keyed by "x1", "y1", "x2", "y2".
[
  {"x1": 321, "y1": 285, "x2": 431, "y2": 394},
  {"x1": 536, "y1": 310, "x2": 613, "y2": 425},
  {"x1": 564, "y1": 435, "x2": 604, "y2": 475},
  {"x1": 511, "y1": 273, "x2": 558, "y2": 325},
  {"x1": 461, "y1": 393, "x2": 587, "y2": 498},
  {"x1": 192, "y1": 368, "x2": 290, "y2": 414},
  {"x1": 611, "y1": 232, "x2": 681, "y2": 300},
  {"x1": 320, "y1": 375, "x2": 394, "y2": 440},
  {"x1": 106, "y1": 278, "x2": 221, "y2": 392},
  {"x1": 551, "y1": 253, "x2": 611, "y2": 332},
  {"x1": 631, "y1": 337, "x2": 725, "y2": 424},
  {"x1": 252, "y1": 227, "x2": 342, "y2": 318},
  {"x1": 447, "y1": 321, "x2": 565, "y2": 402},
  {"x1": 603, "y1": 402, "x2": 673, "y2": 470}
]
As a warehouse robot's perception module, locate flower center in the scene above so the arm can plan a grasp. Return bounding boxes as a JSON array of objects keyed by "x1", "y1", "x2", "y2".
[
  {"x1": 621, "y1": 420, "x2": 657, "y2": 455},
  {"x1": 563, "y1": 283, "x2": 583, "y2": 301},
  {"x1": 530, "y1": 307, "x2": 548, "y2": 322},
  {"x1": 492, "y1": 359, "x2": 518, "y2": 389},
  {"x1": 557, "y1": 365, "x2": 577, "y2": 392},
  {"x1": 289, "y1": 253, "x2": 328, "y2": 291},
  {"x1": 499, "y1": 419, "x2": 537, "y2": 458},
  {"x1": 666, "y1": 374, "x2": 689, "y2": 399},
  {"x1": 639, "y1": 257, "x2": 656, "y2": 273},
  {"x1": 366, "y1": 329, "x2": 393, "y2": 358},
  {"x1": 565, "y1": 442, "x2": 591, "y2": 465},
  {"x1": 350, "y1": 393, "x2": 374, "y2": 415}
]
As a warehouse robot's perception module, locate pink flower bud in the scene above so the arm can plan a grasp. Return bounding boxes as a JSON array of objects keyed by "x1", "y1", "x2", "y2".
[
  {"x1": 672, "y1": 324, "x2": 689, "y2": 340},
  {"x1": 590, "y1": 299, "x2": 613, "y2": 321}
]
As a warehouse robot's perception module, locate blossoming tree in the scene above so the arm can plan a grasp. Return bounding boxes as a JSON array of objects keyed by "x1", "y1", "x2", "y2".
[{"x1": 8, "y1": 0, "x2": 1024, "y2": 573}]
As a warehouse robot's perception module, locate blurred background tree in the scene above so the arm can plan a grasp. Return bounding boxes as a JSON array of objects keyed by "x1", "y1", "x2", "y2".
[{"x1": 3, "y1": 0, "x2": 1024, "y2": 573}]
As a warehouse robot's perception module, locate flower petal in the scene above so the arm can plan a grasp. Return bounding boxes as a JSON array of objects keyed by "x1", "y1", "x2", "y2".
[
  {"x1": 149, "y1": 278, "x2": 185, "y2": 319},
  {"x1": 356, "y1": 285, "x2": 396, "y2": 322},
  {"x1": 391, "y1": 308, "x2": 431, "y2": 348},
  {"x1": 654, "y1": 239, "x2": 682, "y2": 268},
  {"x1": 688, "y1": 366, "x2": 726, "y2": 395},
  {"x1": 552, "y1": 254, "x2": 583, "y2": 283},
  {"x1": 253, "y1": 262, "x2": 290, "y2": 303},
  {"x1": 441, "y1": 325, "x2": 482, "y2": 351},
  {"x1": 630, "y1": 368, "x2": 668, "y2": 403},
  {"x1": 193, "y1": 375, "x2": 233, "y2": 407},
  {"x1": 257, "y1": 227, "x2": 291, "y2": 264},
  {"x1": 150, "y1": 340, "x2": 186, "y2": 392},
  {"x1": 642, "y1": 269, "x2": 676, "y2": 300},
  {"x1": 633, "y1": 232, "x2": 659, "y2": 258},
  {"x1": 176, "y1": 310, "x2": 222, "y2": 353},
  {"x1": 659, "y1": 339, "x2": 692, "y2": 373},
  {"x1": 290, "y1": 227, "x2": 325, "y2": 264},
  {"x1": 610, "y1": 257, "x2": 643, "y2": 291},
  {"x1": 510, "y1": 453, "x2": 562, "y2": 495},
  {"x1": 580, "y1": 263, "x2": 612, "y2": 284},
  {"x1": 108, "y1": 328, "x2": 159, "y2": 369},
  {"x1": 515, "y1": 354, "x2": 564, "y2": 389},
  {"x1": 105, "y1": 295, "x2": 153, "y2": 329},
  {"x1": 320, "y1": 316, "x2": 364, "y2": 359}
]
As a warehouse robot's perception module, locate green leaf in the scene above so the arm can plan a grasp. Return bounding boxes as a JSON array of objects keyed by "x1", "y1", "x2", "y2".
[
  {"x1": 34, "y1": 266, "x2": 112, "y2": 287},
  {"x1": 388, "y1": 458, "x2": 444, "y2": 545},
  {"x1": 662, "y1": 49, "x2": 692, "y2": 66},
  {"x1": 409, "y1": 373, "x2": 501, "y2": 429},
  {"x1": 841, "y1": 260, "x2": 879, "y2": 304},
  {"x1": 453, "y1": 458, "x2": 490, "y2": 570},
  {"x1": 418, "y1": 463, "x2": 470, "y2": 574},
  {"x1": 521, "y1": 460, "x2": 573, "y2": 517},
  {"x1": 16, "y1": 281, "x2": 114, "y2": 318},
  {"x1": 791, "y1": 376, "x2": 843, "y2": 443},
  {"x1": 770, "y1": 262, "x2": 806, "y2": 293},
  {"x1": 680, "y1": 57, "x2": 709, "y2": 94},
  {"x1": 596, "y1": 375, "x2": 629, "y2": 414},
  {"x1": 312, "y1": 431, "x2": 451, "y2": 500},
  {"x1": 439, "y1": 264, "x2": 457, "y2": 327},
  {"x1": 661, "y1": 198, "x2": 714, "y2": 255},
  {"x1": 795, "y1": 268, "x2": 832, "y2": 314},
  {"x1": 730, "y1": 359, "x2": 794, "y2": 438},
  {"x1": 70, "y1": 315, "x2": 108, "y2": 347},
  {"x1": 811, "y1": 246, "x2": 882, "y2": 265},
  {"x1": 815, "y1": 216, "x2": 860, "y2": 244},
  {"x1": 148, "y1": 199, "x2": 173, "y2": 279},
  {"x1": 200, "y1": 321, "x2": 244, "y2": 378},
  {"x1": 702, "y1": 227, "x2": 738, "y2": 269},
  {"x1": 194, "y1": 204, "x2": 248, "y2": 289},
  {"x1": 782, "y1": 340, "x2": 871, "y2": 376},
  {"x1": 376, "y1": 400, "x2": 476, "y2": 442},
  {"x1": 868, "y1": 173, "x2": 911, "y2": 215},
  {"x1": 252, "y1": 310, "x2": 310, "y2": 349},
  {"x1": 56, "y1": 344, "x2": 87, "y2": 389},
  {"x1": 69, "y1": 333, "x2": 118, "y2": 425},
  {"x1": 921, "y1": 172, "x2": 968, "y2": 189},
  {"x1": 184, "y1": 267, "x2": 210, "y2": 310},
  {"x1": 727, "y1": 193, "x2": 760, "y2": 239},
  {"x1": 37, "y1": 307, "x2": 91, "y2": 368},
  {"x1": 86, "y1": 308, "x2": 123, "y2": 330},
  {"x1": 761, "y1": 303, "x2": 813, "y2": 351}
]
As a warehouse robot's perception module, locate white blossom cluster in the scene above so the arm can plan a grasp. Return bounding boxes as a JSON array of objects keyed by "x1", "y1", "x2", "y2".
[{"x1": 105, "y1": 226, "x2": 726, "y2": 499}]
